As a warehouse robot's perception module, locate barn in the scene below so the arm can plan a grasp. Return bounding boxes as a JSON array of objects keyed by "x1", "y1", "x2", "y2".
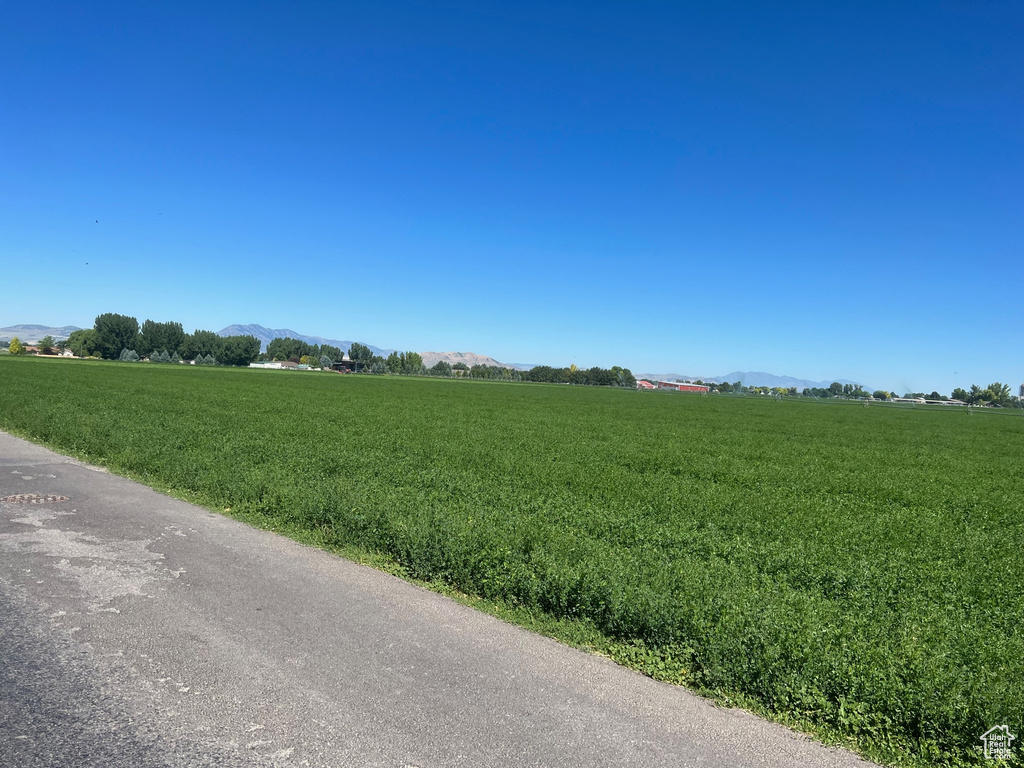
[{"x1": 657, "y1": 381, "x2": 710, "y2": 393}]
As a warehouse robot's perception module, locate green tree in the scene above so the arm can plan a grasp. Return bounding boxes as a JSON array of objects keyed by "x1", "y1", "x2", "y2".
[
  {"x1": 829, "y1": 382, "x2": 843, "y2": 396},
  {"x1": 38, "y1": 335, "x2": 56, "y2": 354},
  {"x1": 139, "y1": 320, "x2": 185, "y2": 358},
  {"x1": 401, "y1": 351, "x2": 423, "y2": 374},
  {"x1": 987, "y1": 382, "x2": 1011, "y2": 405},
  {"x1": 266, "y1": 337, "x2": 311, "y2": 361},
  {"x1": 318, "y1": 345, "x2": 343, "y2": 361},
  {"x1": 429, "y1": 360, "x2": 452, "y2": 377},
  {"x1": 220, "y1": 335, "x2": 261, "y2": 366},
  {"x1": 66, "y1": 329, "x2": 98, "y2": 357},
  {"x1": 8, "y1": 337, "x2": 25, "y2": 355},
  {"x1": 348, "y1": 342, "x2": 373, "y2": 363},
  {"x1": 873, "y1": 390, "x2": 890, "y2": 400},
  {"x1": 94, "y1": 313, "x2": 140, "y2": 359},
  {"x1": 609, "y1": 366, "x2": 637, "y2": 388},
  {"x1": 951, "y1": 388, "x2": 968, "y2": 402},
  {"x1": 180, "y1": 330, "x2": 224, "y2": 361}
]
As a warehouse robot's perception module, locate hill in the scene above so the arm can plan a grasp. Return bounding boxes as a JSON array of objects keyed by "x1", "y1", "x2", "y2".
[{"x1": 420, "y1": 351, "x2": 519, "y2": 369}]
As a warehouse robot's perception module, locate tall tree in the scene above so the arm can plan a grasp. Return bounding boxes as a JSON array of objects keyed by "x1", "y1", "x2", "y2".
[
  {"x1": 348, "y1": 342, "x2": 373, "y2": 363},
  {"x1": 220, "y1": 335, "x2": 262, "y2": 366},
  {"x1": 267, "y1": 337, "x2": 311, "y2": 361},
  {"x1": 180, "y1": 330, "x2": 224, "y2": 361},
  {"x1": 139, "y1": 320, "x2": 185, "y2": 358},
  {"x1": 402, "y1": 351, "x2": 423, "y2": 374},
  {"x1": 987, "y1": 382, "x2": 1011, "y2": 405},
  {"x1": 94, "y1": 313, "x2": 140, "y2": 359},
  {"x1": 319, "y1": 344, "x2": 343, "y2": 361},
  {"x1": 8, "y1": 337, "x2": 25, "y2": 355},
  {"x1": 38, "y1": 335, "x2": 56, "y2": 354}
]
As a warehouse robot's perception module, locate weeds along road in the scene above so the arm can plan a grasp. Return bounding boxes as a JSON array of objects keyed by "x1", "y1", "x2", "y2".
[{"x1": 0, "y1": 431, "x2": 875, "y2": 768}]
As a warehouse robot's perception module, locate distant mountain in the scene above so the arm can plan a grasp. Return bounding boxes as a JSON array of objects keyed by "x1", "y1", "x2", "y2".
[
  {"x1": 421, "y1": 351, "x2": 515, "y2": 369},
  {"x1": 635, "y1": 370, "x2": 870, "y2": 391},
  {"x1": 217, "y1": 324, "x2": 393, "y2": 356},
  {"x1": 0, "y1": 324, "x2": 82, "y2": 343}
]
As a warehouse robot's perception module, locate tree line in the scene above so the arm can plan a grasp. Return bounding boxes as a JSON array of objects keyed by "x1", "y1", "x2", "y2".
[
  {"x1": 670, "y1": 378, "x2": 1020, "y2": 407},
  {"x1": 263, "y1": 338, "x2": 638, "y2": 388},
  {"x1": 47, "y1": 315, "x2": 639, "y2": 389},
  {"x1": 64, "y1": 314, "x2": 261, "y2": 366},
  {"x1": 33, "y1": 314, "x2": 1014, "y2": 404}
]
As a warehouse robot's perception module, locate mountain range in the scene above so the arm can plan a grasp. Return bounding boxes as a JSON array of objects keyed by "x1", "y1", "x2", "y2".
[
  {"x1": 634, "y1": 371, "x2": 870, "y2": 391},
  {"x1": 217, "y1": 324, "x2": 394, "y2": 357},
  {"x1": 0, "y1": 324, "x2": 82, "y2": 344}
]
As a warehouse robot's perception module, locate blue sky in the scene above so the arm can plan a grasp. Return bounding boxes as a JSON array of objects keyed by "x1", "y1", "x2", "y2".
[{"x1": 2, "y1": 1, "x2": 1021, "y2": 393}]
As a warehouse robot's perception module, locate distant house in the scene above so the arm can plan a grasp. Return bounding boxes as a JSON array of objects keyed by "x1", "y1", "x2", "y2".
[
  {"x1": 657, "y1": 381, "x2": 710, "y2": 393},
  {"x1": 636, "y1": 380, "x2": 656, "y2": 390}
]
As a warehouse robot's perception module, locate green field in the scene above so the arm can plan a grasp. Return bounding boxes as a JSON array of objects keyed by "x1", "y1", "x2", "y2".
[{"x1": 1, "y1": 356, "x2": 1021, "y2": 766}]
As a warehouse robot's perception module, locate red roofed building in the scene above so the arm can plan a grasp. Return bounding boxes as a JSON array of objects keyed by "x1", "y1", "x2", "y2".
[{"x1": 657, "y1": 381, "x2": 710, "y2": 393}]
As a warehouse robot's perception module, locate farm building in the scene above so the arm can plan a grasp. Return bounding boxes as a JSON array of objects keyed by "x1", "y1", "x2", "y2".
[
  {"x1": 657, "y1": 381, "x2": 710, "y2": 393},
  {"x1": 636, "y1": 380, "x2": 656, "y2": 390},
  {"x1": 331, "y1": 355, "x2": 365, "y2": 373},
  {"x1": 249, "y1": 361, "x2": 303, "y2": 370}
]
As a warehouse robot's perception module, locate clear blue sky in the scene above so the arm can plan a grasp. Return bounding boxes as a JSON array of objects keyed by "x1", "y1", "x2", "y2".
[{"x1": 2, "y1": 1, "x2": 1021, "y2": 393}]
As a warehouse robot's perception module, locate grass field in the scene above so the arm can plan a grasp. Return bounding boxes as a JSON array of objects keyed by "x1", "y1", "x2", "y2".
[{"x1": 1, "y1": 356, "x2": 1021, "y2": 766}]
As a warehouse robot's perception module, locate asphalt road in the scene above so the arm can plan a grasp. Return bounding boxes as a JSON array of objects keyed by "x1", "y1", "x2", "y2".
[{"x1": 0, "y1": 430, "x2": 875, "y2": 768}]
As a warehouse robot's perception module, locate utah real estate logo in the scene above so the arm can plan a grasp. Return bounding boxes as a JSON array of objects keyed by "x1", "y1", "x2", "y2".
[{"x1": 981, "y1": 725, "x2": 1015, "y2": 760}]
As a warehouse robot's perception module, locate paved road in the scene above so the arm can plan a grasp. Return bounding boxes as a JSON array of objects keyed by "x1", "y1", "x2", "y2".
[{"x1": 0, "y1": 431, "x2": 875, "y2": 768}]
